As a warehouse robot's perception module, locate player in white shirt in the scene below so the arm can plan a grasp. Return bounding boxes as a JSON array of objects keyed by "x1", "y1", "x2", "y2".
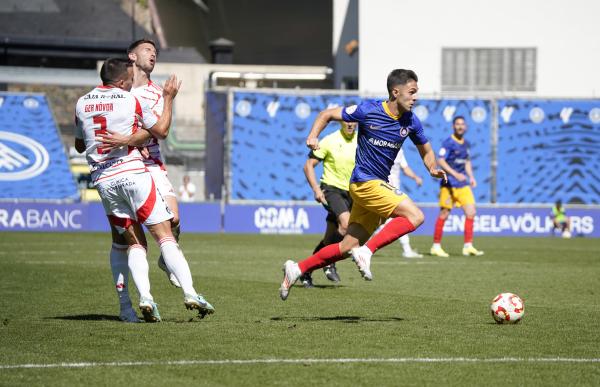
[
  {"x1": 94, "y1": 40, "x2": 181, "y2": 320},
  {"x1": 76, "y1": 58, "x2": 214, "y2": 322},
  {"x1": 126, "y1": 39, "x2": 184, "y2": 288},
  {"x1": 385, "y1": 149, "x2": 424, "y2": 258}
]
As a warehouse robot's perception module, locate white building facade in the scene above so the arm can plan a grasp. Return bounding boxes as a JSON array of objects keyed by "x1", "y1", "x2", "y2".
[{"x1": 358, "y1": 0, "x2": 600, "y2": 97}]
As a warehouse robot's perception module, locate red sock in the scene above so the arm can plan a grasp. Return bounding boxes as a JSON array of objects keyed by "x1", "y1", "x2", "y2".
[
  {"x1": 298, "y1": 243, "x2": 343, "y2": 273},
  {"x1": 464, "y1": 217, "x2": 474, "y2": 244},
  {"x1": 433, "y1": 216, "x2": 446, "y2": 243},
  {"x1": 365, "y1": 217, "x2": 416, "y2": 253}
]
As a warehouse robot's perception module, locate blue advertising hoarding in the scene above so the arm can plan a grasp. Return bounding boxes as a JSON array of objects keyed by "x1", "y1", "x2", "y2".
[
  {"x1": 0, "y1": 202, "x2": 221, "y2": 233},
  {"x1": 1, "y1": 201, "x2": 597, "y2": 237},
  {"x1": 223, "y1": 204, "x2": 599, "y2": 238}
]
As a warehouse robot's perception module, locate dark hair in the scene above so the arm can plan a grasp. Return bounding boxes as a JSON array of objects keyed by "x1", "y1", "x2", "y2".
[
  {"x1": 386, "y1": 69, "x2": 418, "y2": 93},
  {"x1": 127, "y1": 38, "x2": 158, "y2": 55},
  {"x1": 453, "y1": 116, "x2": 466, "y2": 124},
  {"x1": 100, "y1": 58, "x2": 133, "y2": 85}
]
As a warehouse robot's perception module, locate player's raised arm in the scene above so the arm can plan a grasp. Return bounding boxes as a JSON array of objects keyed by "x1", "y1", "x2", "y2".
[
  {"x1": 416, "y1": 142, "x2": 447, "y2": 182},
  {"x1": 306, "y1": 107, "x2": 343, "y2": 150},
  {"x1": 145, "y1": 74, "x2": 182, "y2": 139}
]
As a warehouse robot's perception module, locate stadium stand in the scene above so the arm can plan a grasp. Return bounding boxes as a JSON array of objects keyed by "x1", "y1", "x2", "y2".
[
  {"x1": 207, "y1": 90, "x2": 600, "y2": 205},
  {"x1": 0, "y1": 93, "x2": 78, "y2": 200}
]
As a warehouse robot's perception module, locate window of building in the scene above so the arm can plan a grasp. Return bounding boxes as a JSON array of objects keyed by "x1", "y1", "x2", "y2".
[{"x1": 442, "y1": 48, "x2": 536, "y2": 92}]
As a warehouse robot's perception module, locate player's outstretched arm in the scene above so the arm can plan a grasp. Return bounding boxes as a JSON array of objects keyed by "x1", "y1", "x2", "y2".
[
  {"x1": 303, "y1": 158, "x2": 327, "y2": 204},
  {"x1": 417, "y1": 143, "x2": 447, "y2": 182},
  {"x1": 306, "y1": 107, "x2": 343, "y2": 150},
  {"x1": 146, "y1": 74, "x2": 182, "y2": 140}
]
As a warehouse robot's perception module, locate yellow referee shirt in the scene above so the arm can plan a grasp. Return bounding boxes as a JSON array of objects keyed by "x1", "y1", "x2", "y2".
[{"x1": 312, "y1": 128, "x2": 357, "y2": 191}]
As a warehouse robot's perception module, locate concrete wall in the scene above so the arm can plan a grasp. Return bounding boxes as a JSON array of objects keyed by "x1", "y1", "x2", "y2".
[{"x1": 333, "y1": 0, "x2": 359, "y2": 89}]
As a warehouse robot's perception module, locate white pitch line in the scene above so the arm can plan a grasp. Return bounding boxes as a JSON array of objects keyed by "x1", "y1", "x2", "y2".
[{"x1": 1, "y1": 357, "x2": 599, "y2": 369}]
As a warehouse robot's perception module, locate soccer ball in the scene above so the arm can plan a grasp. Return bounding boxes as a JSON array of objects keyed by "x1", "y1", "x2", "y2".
[
  {"x1": 490, "y1": 293, "x2": 524, "y2": 324},
  {"x1": 562, "y1": 230, "x2": 572, "y2": 239}
]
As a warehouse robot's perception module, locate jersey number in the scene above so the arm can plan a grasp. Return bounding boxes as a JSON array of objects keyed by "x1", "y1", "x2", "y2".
[{"x1": 93, "y1": 116, "x2": 108, "y2": 154}]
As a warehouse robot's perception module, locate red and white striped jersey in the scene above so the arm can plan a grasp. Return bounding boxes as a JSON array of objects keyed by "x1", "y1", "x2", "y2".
[
  {"x1": 75, "y1": 85, "x2": 158, "y2": 184},
  {"x1": 130, "y1": 81, "x2": 165, "y2": 169}
]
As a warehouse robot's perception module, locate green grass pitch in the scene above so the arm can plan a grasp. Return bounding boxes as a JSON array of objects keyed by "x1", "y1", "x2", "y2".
[{"x1": 0, "y1": 232, "x2": 599, "y2": 386}]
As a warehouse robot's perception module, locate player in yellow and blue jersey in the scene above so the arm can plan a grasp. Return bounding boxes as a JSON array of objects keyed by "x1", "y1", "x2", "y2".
[
  {"x1": 279, "y1": 69, "x2": 447, "y2": 300},
  {"x1": 430, "y1": 116, "x2": 484, "y2": 257}
]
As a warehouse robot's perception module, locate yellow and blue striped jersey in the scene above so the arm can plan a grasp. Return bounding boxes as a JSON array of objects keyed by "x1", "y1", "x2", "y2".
[
  {"x1": 438, "y1": 135, "x2": 470, "y2": 188},
  {"x1": 341, "y1": 100, "x2": 428, "y2": 183}
]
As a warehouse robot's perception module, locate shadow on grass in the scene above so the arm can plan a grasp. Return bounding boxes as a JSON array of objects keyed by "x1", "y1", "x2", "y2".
[
  {"x1": 301, "y1": 284, "x2": 343, "y2": 289},
  {"x1": 49, "y1": 314, "x2": 121, "y2": 321},
  {"x1": 49, "y1": 315, "x2": 209, "y2": 323},
  {"x1": 270, "y1": 316, "x2": 404, "y2": 324}
]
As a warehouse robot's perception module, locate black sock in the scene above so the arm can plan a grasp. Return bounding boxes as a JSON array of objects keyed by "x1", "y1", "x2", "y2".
[{"x1": 312, "y1": 240, "x2": 326, "y2": 254}]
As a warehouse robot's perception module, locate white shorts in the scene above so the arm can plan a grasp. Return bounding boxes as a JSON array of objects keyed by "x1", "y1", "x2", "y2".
[
  {"x1": 147, "y1": 164, "x2": 176, "y2": 198},
  {"x1": 96, "y1": 171, "x2": 174, "y2": 234}
]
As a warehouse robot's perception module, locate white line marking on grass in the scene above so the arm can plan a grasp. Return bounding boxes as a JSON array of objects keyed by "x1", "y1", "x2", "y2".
[{"x1": 2, "y1": 357, "x2": 599, "y2": 369}]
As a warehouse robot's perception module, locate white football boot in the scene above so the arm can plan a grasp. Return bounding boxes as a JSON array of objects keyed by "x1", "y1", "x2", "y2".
[
  {"x1": 279, "y1": 260, "x2": 301, "y2": 301},
  {"x1": 351, "y1": 246, "x2": 373, "y2": 280}
]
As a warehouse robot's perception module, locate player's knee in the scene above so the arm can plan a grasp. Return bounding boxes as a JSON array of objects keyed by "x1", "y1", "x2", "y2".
[
  {"x1": 409, "y1": 208, "x2": 425, "y2": 228},
  {"x1": 464, "y1": 208, "x2": 476, "y2": 218},
  {"x1": 439, "y1": 208, "x2": 450, "y2": 219},
  {"x1": 337, "y1": 224, "x2": 348, "y2": 236}
]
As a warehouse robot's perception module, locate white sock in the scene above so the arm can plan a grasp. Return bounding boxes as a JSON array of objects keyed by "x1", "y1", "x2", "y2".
[
  {"x1": 127, "y1": 244, "x2": 152, "y2": 301},
  {"x1": 464, "y1": 242, "x2": 473, "y2": 248},
  {"x1": 110, "y1": 243, "x2": 132, "y2": 308},
  {"x1": 159, "y1": 237, "x2": 197, "y2": 296},
  {"x1": 399, "y1": 234, "x2": 412, "y2": 253},
  {"x1": 432, "y1": 243, "x2": 442, "y2": 249}
]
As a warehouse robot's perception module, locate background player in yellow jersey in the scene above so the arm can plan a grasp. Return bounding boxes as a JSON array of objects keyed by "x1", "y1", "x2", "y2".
[
  {"x1": 551, "y1": 200, "x2": 571, "y2": 238},
  {"x1": 430, "y1": 116, "x2": 484, "y2": 257},
  {"x1": 300, "y1": 121, "x2": 357, "y2": 287}
]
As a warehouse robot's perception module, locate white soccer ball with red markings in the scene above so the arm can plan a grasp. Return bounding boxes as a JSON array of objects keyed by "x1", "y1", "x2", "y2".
[{"x1": 490, "y1": 293, "x2": 524, "y2": 324}]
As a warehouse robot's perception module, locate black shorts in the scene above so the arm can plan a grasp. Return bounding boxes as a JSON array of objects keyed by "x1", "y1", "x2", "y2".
[{"x1": 321, "y1": 183, "x2": 352, "y2": 223}]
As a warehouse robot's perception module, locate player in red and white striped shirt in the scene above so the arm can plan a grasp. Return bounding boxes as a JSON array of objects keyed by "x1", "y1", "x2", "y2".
[{"x1": 75, "y1": 58, "x2": 214, "y2": 322}]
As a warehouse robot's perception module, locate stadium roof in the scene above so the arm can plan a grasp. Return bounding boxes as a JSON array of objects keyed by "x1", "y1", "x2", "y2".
[{"x1": 0, "y1": 0, "x2": 205, "y2": 67}]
